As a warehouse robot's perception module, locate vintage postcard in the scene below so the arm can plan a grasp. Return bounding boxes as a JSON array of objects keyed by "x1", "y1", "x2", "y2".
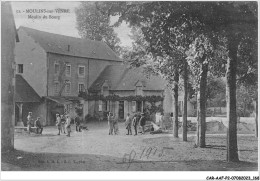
[{"x1": 1, "y1": 1, "x2": 259, "y2": 180}]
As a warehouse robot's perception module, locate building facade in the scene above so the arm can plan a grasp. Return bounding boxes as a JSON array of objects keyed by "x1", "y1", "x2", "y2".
[
  {"x1": 15, "y1": 27, "x2": 195, "y2": 125},
  {"x1": 87, "y1": 65, "x2": 166, "y2": 120},
  {"x1": 15, "y1": 27, "x2": 122, "y2": 125}
]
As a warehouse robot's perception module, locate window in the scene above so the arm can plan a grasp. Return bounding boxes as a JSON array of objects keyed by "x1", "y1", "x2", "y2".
[
  {"x1": 78, "y1": 66, "x2": 85, "y2": 77},
  {"x1": 65, "y1": 64, "x2": 71, "y2": 77},
  {"x1": 65, "y1": 82, "x2": 71, "y2": 94},
  {"x1": 78, "y1": 83, "x2": 84, "y2": 92},
  {"x1": 102, "y1": 86, "x2": 109, "y2": 96},
  {"x1": 18, "y1": 64, "x2": 23, "y2": 73},
  {"x1": 54, "y1": 63, "x2": 60, "y2": 74},
  {"x1": 136, "y1": 86, "x2": 143, "y2": 95},
  {"x1": 54, "y1": 82, "x2": 59, "y2": 94}
]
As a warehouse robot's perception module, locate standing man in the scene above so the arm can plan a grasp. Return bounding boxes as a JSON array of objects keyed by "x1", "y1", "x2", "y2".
[
  {"x1": 65, "y1": 115, "x2": 71, "y2": 137},
  {"x1": 60, "y1": 114, "x2": 66, "y2": 134},
  {"x1": 139, "y1": 113, "x2": 146, "y2": 135},
  {"x1": 75, "y1": 116, "x2": 82, "y2": 132},
  {"x1": 125, "y1": 113, "x2": 132, "y2": 135},
  {"x1": 56, "y1": 114, "x2": 61, "y2": 135},
  {"x1": 34, "y1": 117, "x2": 43, "y2": 134},
  {"x1": 108, "y1": 112, "x2": 114, "y2": 135},
  {"x1": 132, "y1": 114, "x2": 138, "y2": 136},
  {"x1": 27, "y1": 112, "x2": 33, "y2": 134}
]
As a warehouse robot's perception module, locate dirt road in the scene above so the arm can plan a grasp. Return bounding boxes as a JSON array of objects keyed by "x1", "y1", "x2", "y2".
[{"x1": 2, "y1": 122, "x2": 258, "y2": 171}]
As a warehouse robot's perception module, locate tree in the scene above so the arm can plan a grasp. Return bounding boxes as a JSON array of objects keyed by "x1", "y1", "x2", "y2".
[
  {"x1": 172, "y1": 1, "x2": 257, "y2": 160},
  {"x1": 187, "y1": 34, "x2": 215, "y2": 147},
  {"x1": 75, "y1": 2, "x2": 122, "y2": 54},
  {"x1": 200, "y1": 2, "x2": 257, "y2": 162},
  {"x1": 96, "y1": 2, "x2": 257, "y2": 157}
]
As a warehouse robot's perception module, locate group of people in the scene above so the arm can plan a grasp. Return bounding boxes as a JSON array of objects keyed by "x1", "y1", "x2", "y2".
[
  {"x1": 56, "y1": 113, "x2": 71, "y2": 137},
  {"x1": 27, "y1": 112, "x2": 43, "y2": 134},
  {"x1": 107, "y1": 112, "x2": 119, "y2": 135},
  {"x1": 125, "y1": 112, "x2": 146, "y2": 135}
]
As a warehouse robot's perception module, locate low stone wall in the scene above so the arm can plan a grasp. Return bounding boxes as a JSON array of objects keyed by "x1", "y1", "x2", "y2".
[{"x1": 162, "y1": 116, "x2": 256, "y2": 133}]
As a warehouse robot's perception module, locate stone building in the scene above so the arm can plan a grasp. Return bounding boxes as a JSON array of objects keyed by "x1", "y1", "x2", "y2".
[
  {"x1": 15, "y1": 27, "x2": 195, "y2": 125},
  {"x1": 87, "y1": 65, "x2": 167, "y2": 120},
  {"x1": 15, "y1": 27, "x2": 122, "y2": 125}
]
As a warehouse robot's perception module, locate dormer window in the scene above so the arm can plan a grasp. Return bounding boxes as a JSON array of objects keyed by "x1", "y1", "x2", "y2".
[
  {"x1": 102, "y1": 86, "x2": 109, "y2": 96},
  {"x1": 136, "y1": 86, "x2": 143, "y2": 96},
  {"x1": 102, "y1": 80, "x2": 109, "y2": 96},
  {"x1": 135, "y1": 80, "x2": 143, "y2": 96}
]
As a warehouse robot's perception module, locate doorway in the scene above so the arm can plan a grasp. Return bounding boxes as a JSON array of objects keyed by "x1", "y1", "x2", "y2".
[{"x1": 118, "y1": 101, "x2": 124, "y2": 119}]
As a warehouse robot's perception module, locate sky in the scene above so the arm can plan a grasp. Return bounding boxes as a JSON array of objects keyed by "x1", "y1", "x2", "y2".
[{"x1": 11, "y1": 1, "x2": 133, "y2": 47}]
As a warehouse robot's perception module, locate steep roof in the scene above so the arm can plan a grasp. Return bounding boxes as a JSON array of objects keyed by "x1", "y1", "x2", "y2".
[
  {"x1": 15, "y1": 74, "x2": 41, "y2": 103},
  {"x1": 89, "y1": 65, "x2": 166, "y2": 92},
  {"x1": 18, "y1": 26, "x2": 121, "y2": 62}
]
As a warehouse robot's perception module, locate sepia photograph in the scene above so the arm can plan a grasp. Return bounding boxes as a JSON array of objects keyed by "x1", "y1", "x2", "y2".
[{"x1": 1, "y1": 1, "x2": 259, "y2": 180}]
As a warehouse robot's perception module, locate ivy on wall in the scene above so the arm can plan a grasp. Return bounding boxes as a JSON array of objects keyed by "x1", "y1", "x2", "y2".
[{"x1": 78, "y1": 92, "x2": 164, "y2": 103}]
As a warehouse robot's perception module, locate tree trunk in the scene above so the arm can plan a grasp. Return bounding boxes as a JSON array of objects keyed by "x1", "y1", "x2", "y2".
[
  {"x1": 226, "y1": 36, "x2": 239, "y2": 162},
  {"x1": 196, "y1": 60, "x2": 208, "y2": 148},
  {"x1": 173, "y1": 71, "x2": 179, "y2": 138},
  {"x1": 196, "y1": 91, "x2": 200, "y2": 146},
  {"x1": 182, "y1": 61, "x2": 188, "y2": 141},
  {"x1": 254, "y1": 100, "x2": 258, "y2": 137}
]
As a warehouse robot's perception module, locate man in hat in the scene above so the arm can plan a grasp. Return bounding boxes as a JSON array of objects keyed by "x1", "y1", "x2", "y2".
[
  {"x1": 34, "y1": 117, "x2": 43, "y2": 134},
  {"x1": 108, "y1": 112, "x2": 114, "y2": 135},
  {"x1": 125, "y1": 113, "x2": 132, "y2": 135},
  {"x1": 60, "y1": 114, "x2": 66, "y2": 134},
  {"x1": 132, "y1": 114, "x2": 138, "y2": 136},
  {"x1": 65, "y1": 115, "x2": 71, "y2": 137},
  {"x1": 75, "y1": 115, "x2": 82, "y2": 132},
  {"x1": 139, "y1": 113, "x2": 146, "y2": 134},
  {"x1": 56, "y1": 113, "x2": 61, "y2": 135},
  {"x1": 27, "y1": 112, "x2": 33, "y2": 134}
]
